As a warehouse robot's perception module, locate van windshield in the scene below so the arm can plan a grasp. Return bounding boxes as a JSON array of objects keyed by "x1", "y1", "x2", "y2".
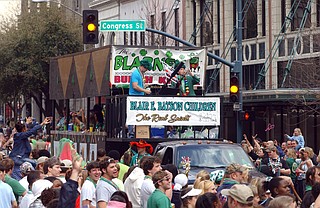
[{"x1": 176, "y1": 144, "x2": 254, "y2": 169}]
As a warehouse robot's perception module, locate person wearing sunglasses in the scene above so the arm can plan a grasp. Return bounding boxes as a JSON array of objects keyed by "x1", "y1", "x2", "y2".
[
  {"x1": 141, "y1": 156, "x2": 162, "y2": 208},
  {"x1": 147, "y1": 170, "x2": 172, "y2": 208}
]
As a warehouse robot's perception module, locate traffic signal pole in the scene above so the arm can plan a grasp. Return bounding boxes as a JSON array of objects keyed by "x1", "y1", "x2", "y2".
[{"x1": 234, "y1": 0, "x2": 243, "y2": 143}]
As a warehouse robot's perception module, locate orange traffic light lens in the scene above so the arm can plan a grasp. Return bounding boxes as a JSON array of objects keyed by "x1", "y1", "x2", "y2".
[
  {"x1": 245, "y1": 113, "x2": 250, "y2": 120},
  {"x1": 230, "y1": 85, "x2": 239, "y2": 93},
  {"x1": 87, "y1": 23, "x2": 96, "y2": 32}
]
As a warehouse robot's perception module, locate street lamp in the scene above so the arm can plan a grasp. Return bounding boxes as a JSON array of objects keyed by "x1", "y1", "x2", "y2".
[{"x1": 31, "y1": 0, "x2": 82, "y2": 16}]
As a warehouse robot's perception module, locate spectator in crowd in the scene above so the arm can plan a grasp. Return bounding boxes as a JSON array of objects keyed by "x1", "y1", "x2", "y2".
[
  {"x1": 0, "y1": 162, "x2": 17, "y2": 208},
  {"x1": 147, "y1": 170, "x2": 172, "y2": 208},
  {"x1": 198, "y1": 180, "x2": 217, "y2": 195},
  {"x1": 285, "y1": 148, "x2": 299, "y2": 182},
  {"x1": 130, "y1": 140, "x2": 153, "y2": 167},
  {"x1": 43, "y1": 156, "x2": 62, "y2": 178},
  {"x1": 193, "y1": 170, "x2": 210, "y2": 189},
  {"x1": 260, "y1": 146, "x2": 290, "y2": 177},
  {"x1": 195, "y1": 192, "x2": 221, "y2": 208},
  {"x1": 108, "y1": 150, "x2": 129, "y2": 182},
  {"x1": 172, "y1": 173, "x2": 188, "y2": 208},
  {"x1": 221, "y1": 184, "x2": 254, "y2": 208},
  {"x1": 96, "y1": 157, "x2": 119, "y2": 207},
  {"x1": 261, "y1": 176, "x2": 292, "y2": 207},
  {"x1": 9, "y1": 117, "x2": 51, "y2": 180},
  {"x1": 81, "y1": 161, "x2": 101, "y2": 207},
  {"x1": 36, "y1": 156, "x2": 48, "y2": 173},
  {"x1": 1, "y1": 158, "x2": 27, "y2": 201},
  {"x1": 58, "y1": 148, "x2": 83, "y2": 208},
  {"x1": 20, "y1": 170, "x2": 43, "y2": 208},
  {"x1": 295, "y1": 147, "x2": 313, "y2": 198},
  {"x1": 29, "y1": 179, "x2": 53, "y2": 208},
  {"x1": 108, "y1": 191, "x2": 132, "y2": 208},
  {"x1": 97, "y1": 148, "x2": 107, "y2": 162},
  {"x1": 268, "y1": 195, "x2": 297, "y2": 208},
  {"x1": 141, "y1": 156, "x2": 163, "y2": 208},
  {"x1": 181, "y1": 187, "x2": 202, "y2": 208},
  {"x1": 56, "y1": 107, "x2": 67, "y2": 131},
  {"x1": 124, "y1": 156, "x2": 150, "y2": 208},
  {"x1": 301, "y1": 166, "x2": 320, "y2": 208},
  {"x1": 217, "y1": 163, "x2": 246, "y2": 204},
  {"x1": 19, "y1": 161, "x2": 34, "y2": 191},
  {"x1": 285, "y1": 128, "x2": 305, "y2": 150},
  {"x1": 310, "y1": 182, "x2": 320, "y2": 208}
]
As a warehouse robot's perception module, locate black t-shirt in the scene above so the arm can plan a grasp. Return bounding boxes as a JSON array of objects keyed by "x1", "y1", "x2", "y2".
[{"x1": 260, "y1": 157, "x2": 290, "y2": 177}]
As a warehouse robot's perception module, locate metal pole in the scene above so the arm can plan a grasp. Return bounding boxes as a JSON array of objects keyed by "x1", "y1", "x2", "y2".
[
  {"x1": 146, "y1": 28, "x2": 235, "y2": 68},
  {"x1": 235, "y1": 0, "x2": 243, "y2": 143}
]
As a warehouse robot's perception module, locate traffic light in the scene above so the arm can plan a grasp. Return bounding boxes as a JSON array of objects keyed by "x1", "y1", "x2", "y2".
[
  {"x1": 229, "y1": 74, "x2": 239, "y2": 102},
  {"x1": 83, "y1": 10, "x2": 99, "y2": 44},
  {"x1": 240, "y1": 111, "x2": 255, "y2": 121}
]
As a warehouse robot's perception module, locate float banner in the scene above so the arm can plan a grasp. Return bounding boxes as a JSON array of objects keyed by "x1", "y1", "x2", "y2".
[
  {"x1": 111, "y1": 46, "x2": 206, "y2": 87},
  {"x1": 126, "y1": 96, "x2": 220, "y2": 126}
]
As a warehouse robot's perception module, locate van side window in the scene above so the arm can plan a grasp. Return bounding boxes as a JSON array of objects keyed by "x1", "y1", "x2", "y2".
[{"x1": 162, "y1": 147, "x2": 173, "y2": 164}]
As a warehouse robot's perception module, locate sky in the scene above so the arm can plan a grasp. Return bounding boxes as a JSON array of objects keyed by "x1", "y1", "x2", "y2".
[{"x1": 0, "y1": 0, "x2": 21, "y2": 18}]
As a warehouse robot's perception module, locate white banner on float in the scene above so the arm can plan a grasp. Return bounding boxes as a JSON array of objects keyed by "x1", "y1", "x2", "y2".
[{"x1": 126, "y1": 96, "x2": 220, "y2": 126}]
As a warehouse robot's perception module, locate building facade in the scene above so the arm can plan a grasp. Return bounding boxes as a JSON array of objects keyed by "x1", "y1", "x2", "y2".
[{"x1": 89, "y1": 0, "x2": 320, "y2": 150}]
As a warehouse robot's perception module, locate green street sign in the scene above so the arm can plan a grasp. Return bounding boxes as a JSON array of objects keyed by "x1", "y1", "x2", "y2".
[{"x1": 100, "y1": 20, "x2": 146, "y2": 31}]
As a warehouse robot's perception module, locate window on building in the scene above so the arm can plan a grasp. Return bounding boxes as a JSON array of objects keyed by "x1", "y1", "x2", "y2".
[
  {"x1": 130, "y1": 32, "x2": 133, "y2": 45},
  {"x1": 217, "y1": 0, "x2": 221, "y2": 43},
  {"x1": 278, "y1": 58, "x2": 320, "y2": 88},
  {"x1": 281, "y1": 0, "x2": 286, "y2": 33},
  {"x1": 140, "y1": 32, "x2": 145, "y2": 46},
  {"x1": 174, "y1": 8, "x2": 179, "y2": 46},
  {"x1": 124, "y1": 32, "x2": 128, "y2": 45},
  {"x1": 150, "y1": 14, "x2": 155, "y2": 46},
  {"x1": 317, "y1": 0, "x2": 320, "y2": 27},
  {"x1": 262, "y1": 0, "x2": 266, "y2": 36},
  {"x1": 243, "y1": 64, "x2": 264, "y2": 90},
  {"x1": 291, "y1": 0, "x2": 311, "y2": 31},
  {"x1": 161, "y1": 11, "x2": 166, "y2": 46},
  {"x1": 134, "y1": 32, "x2": 137, "y2": 45},
  {"x1": 200, "y1": 0, "x2": 213, "y2": 45},
  {"x1": 205, "y1": 69, "x2": 220, "y2": 93},
  {"x1": 243, "y1": 0, "x2": 257, "y2": 39}
]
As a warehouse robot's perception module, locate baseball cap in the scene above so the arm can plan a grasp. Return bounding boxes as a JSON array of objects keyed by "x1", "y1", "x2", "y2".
[
  {"x1": 221, "y1": 184, "x2": 254, "y2": 205},
  {"x1": 20, "y1": 162, "x2": 35, "y2": 174},
  {"x1": 140, "y1": 59, "x2": 152, "y2": 71},
  {"x1": 173, "y1": 174, "x2": 188, "y2": 191},
  {"x1": 265, "y1": 146, "x2": 277, "y2": 153},
  {"x1": 181, "y1": 188, "x2": 202, "y2": 199},
  {"x1": 36, "y1": 156, "x2": 48, "y2": 165},
  {"x1": 225, "y1": 163, "x2": 247, "y2": 175}
]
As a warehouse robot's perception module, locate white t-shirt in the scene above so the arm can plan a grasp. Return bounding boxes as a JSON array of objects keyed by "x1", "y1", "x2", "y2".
[
  {"x1": 81, "y1": 179, "x2": 97, "y2": 207},
  {"x1": 0, "y1": 181, "x2": 16, "y2": 208},
  {"x1": 140, "y1": 178, "x2": 155, "y2": 208},
  {"x1": 20, "y1": 191, "x2": 34, "y2": 208},
  {"x1": 19, "y1": 176, "x2": 29, "y2": 191}
]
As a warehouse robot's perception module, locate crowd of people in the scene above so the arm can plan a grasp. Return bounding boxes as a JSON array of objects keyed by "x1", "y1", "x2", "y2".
[{"x1": 0, "y1": 115, "x2": 319, "y2": 208}]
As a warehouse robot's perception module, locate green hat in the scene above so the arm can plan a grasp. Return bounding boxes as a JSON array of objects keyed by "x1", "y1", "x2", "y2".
[
  {"x1": 140, "y1": 59, "x2": 152, "y2": 70},
  {"x1": 174, "y1": 60, "x2": 186, "y2": 69}
]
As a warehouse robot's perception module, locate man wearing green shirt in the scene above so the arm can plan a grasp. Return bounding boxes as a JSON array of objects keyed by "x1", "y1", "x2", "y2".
[
  {"x1": 1, "y1": 158, "x2": 26, "y2": 202},
  {"x1": 171, "y1": 61, "x2": 200, "y2": 96},
  {"x1": 147, "y1": 170, "x2": 172, "y2": 208}
]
